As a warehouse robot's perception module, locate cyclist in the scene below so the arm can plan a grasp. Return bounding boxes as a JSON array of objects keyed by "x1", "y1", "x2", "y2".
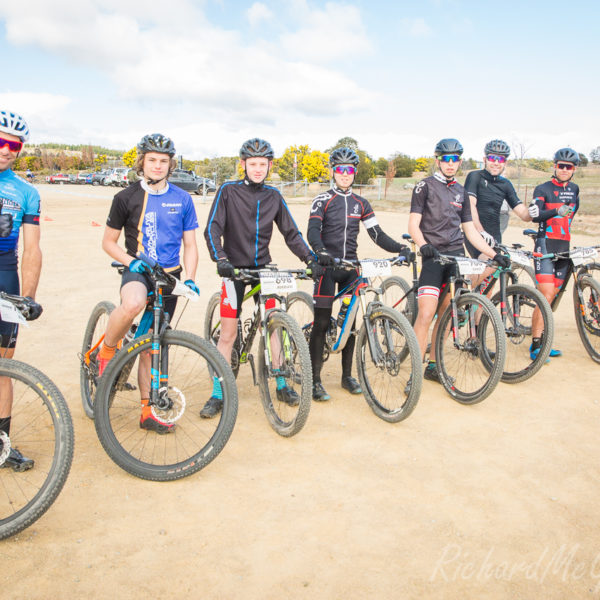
[
  {"x1": 0, "y1": 110, "x2": 43, "y2": 471},
  {"x1": 408, "y1": 138, "x2": 510, "y2": 382},
  {"x1": 97, "y1": 133, "x2": 199, "y2": 434},
  {"x1": 528, "y1": 147, "x2": 580, "y2": 359},
  {"x1": 201, "y1": 137, "x2": 320, "y2": 418},
  {"x1": 464, "y1": 139, "x2": 531, "y2": 288},
  {"x1": 25, "y1": 168, "x2": 34, "y2": 184},
  {"x1": 306, "y1": 147, "x2": 411, "y2": 401}
]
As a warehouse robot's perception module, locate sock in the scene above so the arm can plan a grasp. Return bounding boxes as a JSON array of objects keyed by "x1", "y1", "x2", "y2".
[
  {"x1": 212, "y1": 376, "x2": 223, "y2": 399},
  {"x1": 0, "y1": 416, "x2": 10, "y2": 436},
  {"x1": 98, "y1": 342, "x2": 117, "y2": 360},
  {"x1": 427, "y1": 360, "x2": 436, "y2": 367},
  {"x1": 276, "y1": 375, "x2": 286, "y2": 391},
  {"x1": 140, "y1": 398, "x2": 152, "y2": 419}
]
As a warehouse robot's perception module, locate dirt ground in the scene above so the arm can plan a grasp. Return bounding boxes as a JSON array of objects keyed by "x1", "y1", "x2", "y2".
[{"x1": 3, "y1": 183, "x2": 600, "y2": 599}]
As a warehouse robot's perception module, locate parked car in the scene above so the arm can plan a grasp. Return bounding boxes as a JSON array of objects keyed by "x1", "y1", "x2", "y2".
[
  {"x1": 106, "y1": 168, "x2": 129, "y2": 187},
  {"x1": 46, "y1": 173, "x2": 71, "y2": 184},
  {"x1": 90, "y1": 170, "x2": 112, "y2": 186},
  {"x1": 76, "y1": 172, "x2": 93, "y2": 184},
  {"x1": 169, "y1": 169, "x2": 216, "y2": 195}
]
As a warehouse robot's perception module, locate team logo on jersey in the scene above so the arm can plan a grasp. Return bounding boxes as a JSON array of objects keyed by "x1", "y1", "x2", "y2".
[
  {"x1": 310, "y1": 192, "x2": 330, "y2": 213},
  {"x1": 554, "y1": 191, "x2": 559, "y2": 196},
  {"x1": 310, "y1": 201, "x2": 323, "y2": 214},
  {"x1": 450, "y1": 194, "x2": 463, "y2": 208},
  {"x1": 414, "y1": 181, "x2": 426, "y2": 194},
  {"x1": 353, "y1": 204, "x2": 360, "y2": 215}
]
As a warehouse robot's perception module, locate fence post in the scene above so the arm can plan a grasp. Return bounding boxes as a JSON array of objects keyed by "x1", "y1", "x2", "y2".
[{"x1": 378, "y1": 178, "x2": 382, "y2": 201}]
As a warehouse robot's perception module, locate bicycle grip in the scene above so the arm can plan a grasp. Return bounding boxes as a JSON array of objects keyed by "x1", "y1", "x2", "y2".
[{"x1": 136, "y1": 251, "x2": 156, "y2": 269}]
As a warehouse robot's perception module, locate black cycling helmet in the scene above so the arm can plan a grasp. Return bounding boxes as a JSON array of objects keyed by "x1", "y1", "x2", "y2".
[
  {"x1": 329, "y1": 147, "x2": 360, "y2": 166},
  {"x1": 553, "y1": 147, "x2": 580, "y2": 165},
  {"x1": 137, "y1": 133, "x2": 176, "y2": 157},
  {"x1": 484, "y1": 139, "x2": 510, "y2": 157},
  {"x1": 434, "y1": 138, "x2": 463, "y2": 157},
  {"x1": 239, "y1": 138, "x2": 275, "y2": 160}
]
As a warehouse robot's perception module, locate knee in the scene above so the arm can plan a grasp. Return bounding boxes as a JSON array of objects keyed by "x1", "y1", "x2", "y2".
[{"x1": 120, "y1": 296, "x2": 147, "y2": 318}]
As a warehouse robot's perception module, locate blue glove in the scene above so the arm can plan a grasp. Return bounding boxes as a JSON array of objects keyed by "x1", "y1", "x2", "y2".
[
  {"x1": 184, "y1": 279, "x2": 200, "y2": 295},
  {"x1": 129, "y1": 259, "x2": 149, "y2": 274}
]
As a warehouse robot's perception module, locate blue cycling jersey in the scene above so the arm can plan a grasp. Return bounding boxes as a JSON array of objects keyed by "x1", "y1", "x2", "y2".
[{"x1": 0, "y1": 169, "x2": 41, "y2": 270}]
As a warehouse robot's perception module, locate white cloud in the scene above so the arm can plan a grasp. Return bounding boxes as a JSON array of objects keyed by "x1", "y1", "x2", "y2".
[
  {"x1": 399, "y1": 17, "x2": 432, "y2": 37},
  {"x1": 247, "y1": 2, "x2": 274, "y2": 27}
]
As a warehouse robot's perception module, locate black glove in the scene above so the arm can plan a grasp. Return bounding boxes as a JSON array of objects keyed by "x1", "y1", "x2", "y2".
[
  {"x1": 24, "y1": 297, "x2": 43, "y2": 321},
  {"x1": 307, "y1": 260, "x2": 325, "y2": 281},
  {"x1": 216, "y1": 258, "x2": 235, "y2": 278},
  {"x1": 0, "y1": 214, "x2": 13, "y2": 238},
  {"x1": 396, "y1": 246, "x2": 413, "y2": 265},
  {"x1": 315, "y1": 248, "x2": 335, "y2": 267},
  {"x1": 420, "y1": 244, "x2": 439, "y2": 259},
  {"x1": 493, "y1": 253, "x2": 511, "y2": 269}
]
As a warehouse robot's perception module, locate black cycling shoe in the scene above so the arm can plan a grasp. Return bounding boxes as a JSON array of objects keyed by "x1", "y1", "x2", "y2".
[
  {"x1": 423, "y1": 362, "x2": 441, "y2": 383},
  {"x1": 200, "y1": 396, "x2": 223, "y2": 419},
  {"x1": 341, "y1": 375, "x2": 362, "y2": 395},
  {"x1": 276, "y1": 386, "x2": 300, "y2": 407},
  {"x1": 1, "y1": 447, "x2": 34, "y2": 472},
  {"x1": 312, "y1": 382, "x2": 331, "y2": 402}
]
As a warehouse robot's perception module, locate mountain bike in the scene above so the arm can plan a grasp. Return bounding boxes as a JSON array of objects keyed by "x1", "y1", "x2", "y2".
[
  {"x1": 428, "y1": 254, "x2": 506, "y2": 404},
  {"x1": 204, "y1": 265, "x2": 312, "y2": 437},
  {"x1": 0, "y1": 293, "x2": 74, "y2": 539},
  {"x1": 473, "y1": 242, "x2": 554, "y2": 383},
  {"x1": 286, "y1": 256, "x2": 423, "y2": 423},
  {"x1": 523, "y1": 229, "x2": 600, "y2": 363},
  {"x1": 90, "y1": 254, "x2": 238, "y2": 481}
]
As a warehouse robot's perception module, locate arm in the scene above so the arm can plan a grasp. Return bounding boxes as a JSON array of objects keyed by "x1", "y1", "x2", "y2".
[
  {"x1": 462, "y1": 221, "x2": 496, "y2": 259},
  {"x1": 408, "y1": 212, "x2": 428, "y2": 249},
  {"x1": 102, "y1": 225, "x2": 134, "y2": 266},
  {"x1": 181, "y1": 229, "x2": 198, "y2": 280},
  {"x1": 468, "y1": 194, "x2": 485, "y2": 232},
  {"x1": 203, "y1": 187, "x2": 228, "y2": 262},
  {"x1": 20, "y1": 223, "x2": 42, "y2": 299},
  {"x1": 365, "y1": 222, "x2": 407, "y2": 253},
  {"x1": 512, "y1": 203, "x2": 532, "y2": 222},
  {"x1": 276, "y1": 197, "x2": 313, "y2": 262}
]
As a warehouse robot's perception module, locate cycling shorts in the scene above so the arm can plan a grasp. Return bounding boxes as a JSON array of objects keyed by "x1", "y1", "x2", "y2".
[
  {"x1": 121, "y1": 267, "x2": 181, "y2": 323},
  {"x1": 0, "y1": 270, "x2": 20, "y2": 349},
  {"x1": 312, "y1": 267, "x2": 360, "y2": 309},
  {"x1": 220, "y1": 274, "x2": 276, "y2": 319},
  {"x1": 534, "y1": 238, "x2": 569, "y2": 288},
  {"x1": 417, "y1": 249, "x2": 464, "y2": 300}
]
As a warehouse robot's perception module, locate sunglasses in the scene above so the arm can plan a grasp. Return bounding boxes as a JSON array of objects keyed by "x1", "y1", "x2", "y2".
[
  {"x1": 438, "y1": 154, "x2": 461, "y2": 163},
  {"x1": 0, "y1": 137, "x2": 24, "y2": 153},
  {"x1": 556, "y1": 163, "x2": 575, "y2": 171},
  {"x1": 333, "y1": 165, "x2": 356, "y2": 175},
  {"x1": 486, "y1": 154, "x2": 507, "y2": 164}
]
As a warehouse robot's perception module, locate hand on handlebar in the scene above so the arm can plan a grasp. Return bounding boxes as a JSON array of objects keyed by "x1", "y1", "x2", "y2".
[
  {"x1": 307, "y1": 259, "x2": 325, "y2": 281},
  {"x1": 217, "y1": 258, "x2": 235, "y2": 278},
  {"x1": 24, "y1": 297, "x2": 43, "y2": 321},
  {"x1": 184, "y1": 279, "x2": 200, "y2": 295},
  {"x1": 129, "y1": 258, "x2": 150, "y2": 274},
  {"x1": 315, "y1": 248, "x2": 335, "y2": 267},
  {"x1": 419, "y1": 244, "x2": 439, "y2": 259},
  {"x1": 493, "y1": 253, "x2": 512, "y2": 269}
]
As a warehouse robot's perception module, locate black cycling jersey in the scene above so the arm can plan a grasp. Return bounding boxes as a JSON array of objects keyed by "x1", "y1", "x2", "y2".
[
  {"x1": 307, "y1": 186, "x2": 404, "y2": 260},
  {"x1": 464, "y1": 169, "x2": 522, "y2": 242},
  {"x1": 410, "y1": 173, "x2": 472, "y2": 252},
  {"x1": 204, "y1": 178, "x2": 312, "y2": 267},
  {"x1": 531, "y1": 177, "x2": 579, "y2": 244}
]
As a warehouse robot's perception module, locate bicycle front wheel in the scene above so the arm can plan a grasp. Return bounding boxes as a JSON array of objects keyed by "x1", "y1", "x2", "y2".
[
  {"x1": 380, "y1": 276, "x2": 418, "y2": 325},
  {"x1": 487, "y1": 284, "x2": 553, "y2": 383},
  {"x1": 286, "y1": 291, "x2": 314, "y2": 346},
  {"x1": 574, "y1": 275, "x2": 600, "y2": 363},
  {"x1": 356, "y1": 305, "x2": 422, "y2": 423},
  {"x1": 258, "y1": 310, "x2": 312, "y2": 437},
  {"x1": 435, "y1": 293, "x2": 506, "y2": 404},
  {"x1": 80, "y1": 300, "x2": 115, "y2": 419},
  {"x1": 0, "y1": 359, "x2": 74, "y2": 540},
  {"x1": 94, "y1": 330, "x2": 238, "y2": 481},
  {"x1": 509, "y1": 263, "x2": 536, "y2": 286}
]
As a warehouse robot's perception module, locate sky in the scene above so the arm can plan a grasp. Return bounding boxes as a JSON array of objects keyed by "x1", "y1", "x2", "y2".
[{"x1": 1, "y1": 0, "x2": 598, "y2": 161}]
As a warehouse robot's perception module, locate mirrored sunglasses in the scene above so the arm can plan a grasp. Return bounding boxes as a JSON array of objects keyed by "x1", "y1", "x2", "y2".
[
  {"x1": 486, "y1": 154, "x2": 507, "y2": 164},
  {"x1": 438, "y1": 154, "x2": 461, "y2": 163},
  {"x1": 333, "y1": 165, "x2": 356, "y2": 175},
  {"x1": 0, "y1": 137, "x2": 24, "y2": 153},
  {"x1": 556, "y1": 163, "x2": 575, "y2": 171}
]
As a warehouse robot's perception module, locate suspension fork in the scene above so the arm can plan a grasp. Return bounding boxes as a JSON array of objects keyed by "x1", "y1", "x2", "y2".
[{"x1": 149, "y1": 285, "x2": 164, "y2": 404}]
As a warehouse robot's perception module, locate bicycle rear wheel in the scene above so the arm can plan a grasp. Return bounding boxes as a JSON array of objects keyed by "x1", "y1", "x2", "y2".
[
  {"x1": 286, "y1": 291, "x2": 314, "y2": 346},
  {"x1": 380, "y1": 276, "x2": 418, "y2": 325},
  {"x1": 509, "y1": 263, "x2": 536, "y2": 286},
  {"x1": 486, "y1": 284, "x2": 553, "y2": 383},
  {"x1": 258, "y1": 310, "x2": 312, "y2": 437},
  {"x1": 356, "y1": 305, "x2": 422, "y2": 423},
  {"x1": 94, "y1": 330, "x2": 237, "y2": 481},
  {"x1": 574, "y1": 275, "x2": 600, "y2": 363},
  {"x1": 435, "y1": 293, "x2": 506, "y2": 404},
  {"x1": 80, "y1": 300, "x2": 115, "y2": 419},
  {"x1": 204, "y1": 291, "x2": 241, "y2": 377},
  {"x1": 0, "y1": 359, "x2": 74, "y2": 540}
]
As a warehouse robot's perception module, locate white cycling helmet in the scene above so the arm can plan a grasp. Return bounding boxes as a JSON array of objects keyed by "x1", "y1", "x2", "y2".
[{"x1": 0, "y1": 110, "x2": 30, "y2": 142}]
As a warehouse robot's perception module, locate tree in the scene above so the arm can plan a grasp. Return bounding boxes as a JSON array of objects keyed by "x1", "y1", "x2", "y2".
[
  {"x1": 390, "y1": 152, "x2": 416, "y2": 177},
  {"x1": 579, "y1": 153, "x2": 589, "y2": 167},
  {"x1": 589, "y1": 146, "x2": 600, "y2": 164},
  {"x1": 355, "y1": 150, "x2": 374, "y2": 184},
  {"x1": 275, "y1": 144, "x2": 311, "y2": 181},
  {"x1": 95, "y1": 154, "x2": 108, "y2": 168},
  {"x1": 301, "y1": 150, "x2": 329, "y2": 182},
  {"x1": 526, "y1": 158, "x2": 553, "y2": 172},
  {"x1": 460, "y1": 158, "x2": 477, "y2": 171},
  {"x1": 511, "y1": 139, "x2": 532, "y2": 193},
  {"x1": 373, "y1": 157, "x2": 388, "y2": 177},
  {"x1": 414, "y1": 157, "x2": 430, "y2": 172},
  {"x1": 384, "y1": 158, "x2": 396, "y2": 200},
  {"x1": 122, "y1": 147, "x2": 137, "y2": 168},
  {"x1": 325, "y1": 137, "x2": 359, "y2": 153}
]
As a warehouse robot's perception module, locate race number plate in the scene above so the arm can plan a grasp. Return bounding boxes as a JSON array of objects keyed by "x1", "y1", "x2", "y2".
[
  {"x1": 455, "y1": 257, "x2": 486, "y2": 275},
  {"x1": 260, "y1": 271, "x2": 297, "y2": 294},
  {"x1": 571, "y1": 247, "x2": 598, "y2": 266},
  {"x1": 0, "y1": 299, "x2": 27, "y2": 326},
  {"x1": 360, "y1": 259, "x2": 392, "y2": 278},
  {"x1": 509, "y1": 250, "x2": 531, "y2": 267}
]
